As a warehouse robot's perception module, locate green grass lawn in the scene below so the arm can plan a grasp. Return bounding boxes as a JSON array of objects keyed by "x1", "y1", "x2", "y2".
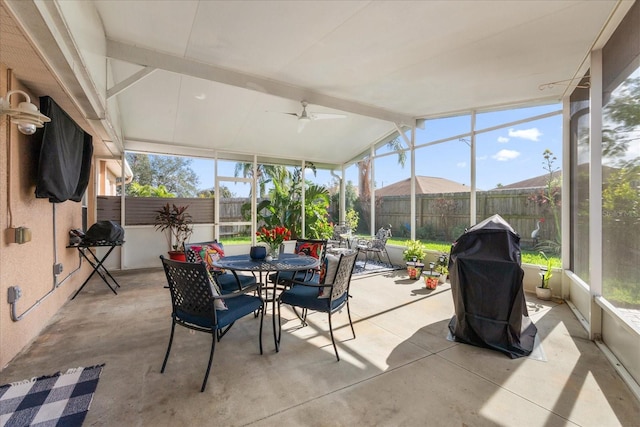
[
  {"x1": 387, "y1": 237, "x2": 561, "y2": 267},
  {"x1": 220, "y1": 236, "x2": 560, "y2": 268}
]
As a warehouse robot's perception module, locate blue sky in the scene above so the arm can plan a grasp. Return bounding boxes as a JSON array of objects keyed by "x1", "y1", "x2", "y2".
[{"x1": 190, "y1": 103, "x2": 562, "y2": 196}]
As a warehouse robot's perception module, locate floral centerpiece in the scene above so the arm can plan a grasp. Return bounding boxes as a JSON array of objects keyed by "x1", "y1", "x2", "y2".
[{"x1": 256, "y1": 226, "x2": 291, "y2": 260}]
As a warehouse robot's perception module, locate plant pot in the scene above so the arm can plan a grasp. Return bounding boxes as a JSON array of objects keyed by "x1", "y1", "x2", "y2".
[
  {"x1": 168, "y1": 251, "x2": 186, "y2": 262},
  {"x1": 406, "y1": 262, "x2": 424, "y2": 280},
  {"x1": 535, "y1": 286, "x2": 552, "y2": 301},
  {"x1": 438, "y1": 274, "x2": 447, "y2": 284},
  {"x1": 424, "y1": 274, "x2": 440, "y2": 290}
]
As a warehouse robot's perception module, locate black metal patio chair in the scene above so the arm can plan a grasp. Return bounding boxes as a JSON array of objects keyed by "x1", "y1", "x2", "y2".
[
  {"x1": 160, "y1": 256, "x2": 264, "y2": 392},
  {"x1": 184, "y1": 240, "x2": 256, "y2": 292},
  {"x1": 278, "y1": 250, "x2": 358, "y2": 361},
  {"x1": 356, "y1": 225, "x2": 393, "y2": 268},
  {"x1": 269, "y1": 238, "x2": 327, "y2": 286}
]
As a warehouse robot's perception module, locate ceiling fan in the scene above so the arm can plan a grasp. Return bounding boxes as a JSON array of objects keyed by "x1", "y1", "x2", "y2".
[{"x1": 282, "y1": 101, "x2": 346, "y2": 133}]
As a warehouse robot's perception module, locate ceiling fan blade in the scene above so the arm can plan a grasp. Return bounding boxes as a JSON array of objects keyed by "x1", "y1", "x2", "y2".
[
  {"x1": 309, "y1": 112, "x2": 347, "y2": 120},
  {"x1": 297, "y1": 117, "x2": 310, "y2": 133}
]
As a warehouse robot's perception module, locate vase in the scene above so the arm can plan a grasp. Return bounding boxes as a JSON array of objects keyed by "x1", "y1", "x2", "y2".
[
  {"x1": 168, "y1": 250, "x2": 186, "y2": 261},
  {"x1": 269, "y1": 244, "x2": 281, "y2": 261}
]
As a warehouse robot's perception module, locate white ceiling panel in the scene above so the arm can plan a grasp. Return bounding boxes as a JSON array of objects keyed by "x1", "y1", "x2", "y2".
[{"x1": 3, "y1": 0, "x2": 631, "y2": 166}]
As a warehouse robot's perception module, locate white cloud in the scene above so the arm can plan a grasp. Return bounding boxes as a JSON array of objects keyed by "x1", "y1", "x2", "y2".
[
  {"x1": 508, "y1": 127, "x2": 542, "y2": 141},
  {"x1": 477, "y1": 155, "x2": 488, "y2": 161},
  {"x1": 492, "y1": 149, "x2": 521, "y2": 161},
  {"x1": 497, "y1": 136, "x2": 510, "y2": 143},
  {"x1": 457, "y1": 162, "x2": 466, "y2": 168}
]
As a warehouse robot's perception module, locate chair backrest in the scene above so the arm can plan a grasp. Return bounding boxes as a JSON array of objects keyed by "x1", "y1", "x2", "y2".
[
  {"x1": 331, "y1": 224, "x2": 350, "y2": 240},
  {"x1": 184, "y1": 241, "x2": 225, "y2": 271},
  {"x1": 160, "y1": 256, "x2": 217, "y2": 325},
  {"x1": 294, "y1": 239, "x2": 327, "y2": 261},
  {"x1": 329, "y1": 251, "x2": 358, "y2": 301},
  {"x1": 366, "y1": 226, "x2": 391, "y2": 250},
  {"x1": 375, "y1": 225, "x2": 392, "y2": 241}
]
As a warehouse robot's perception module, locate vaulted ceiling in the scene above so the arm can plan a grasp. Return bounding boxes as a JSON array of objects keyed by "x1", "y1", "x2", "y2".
[{"x1": 1, "y1": 0, "x2": 633, "y2": 168}]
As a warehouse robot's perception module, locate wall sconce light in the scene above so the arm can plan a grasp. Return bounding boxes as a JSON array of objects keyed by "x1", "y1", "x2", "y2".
[{"x1": 0, "y1": 90, "x2": 50, "y2": 135}]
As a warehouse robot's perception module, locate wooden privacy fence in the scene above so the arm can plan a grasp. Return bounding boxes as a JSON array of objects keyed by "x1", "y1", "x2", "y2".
[
  {"x1": 97, "y1": 190, "x2": 559, "y2": 245},
  {"x1": 375, "y1": 189, "x2": 559, "y2": 245},
  {"x1": 96, "y1": 197, "x2": 247, "y2": 225}
]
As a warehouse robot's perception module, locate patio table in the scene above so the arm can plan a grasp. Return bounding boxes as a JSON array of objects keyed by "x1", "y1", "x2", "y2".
[{"x1": 212, "y1": 253, "x2": 319, "y2": 352}]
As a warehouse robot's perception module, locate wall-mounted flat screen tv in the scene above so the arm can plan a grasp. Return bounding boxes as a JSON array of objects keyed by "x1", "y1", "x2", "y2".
[{"x1": 35, "y1": 96, "x2": 93, "y2": 203}]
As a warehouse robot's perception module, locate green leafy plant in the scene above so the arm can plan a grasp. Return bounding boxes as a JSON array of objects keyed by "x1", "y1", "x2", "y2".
[
  {"x1": 539, "y1": 251, "x2": 553, "y2": 289},
  {"x1": 345, "y1": 209, "x2": 359, "y2": 231},
  {"x1": 154, "y1": 203, "x2": 193, "y2": 251},
  {"x1": 435, "y1": 252, "x2": 449, "y2": 275},
  {"x1": 403, "y1": 240, "x2": 426, "y2": 262},
  {"x1": 528, "y1": 149, "x2": 562, "y2": 254},
  {"x1": 241, "y1": 166, "x2": 332, "y2": 240}
]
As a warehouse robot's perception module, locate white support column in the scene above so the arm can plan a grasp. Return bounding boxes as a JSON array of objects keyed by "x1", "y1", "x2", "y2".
[
  {"x1": 589, "y1": 49, "x2": 603, "y2": 340},
  {"x1": 470, "y1": 111, "x2": 477, "y2": 226},
  {"x1": 120, "y1": 153, "x2": 126, "y2": 268},
  {"x1": 340, "y1": 165, "x2": 346, "y2": 224},
  {"x1": 301, "y1": 160, "x2": 306, "y2": 238},
  {"x1": 252, "y1": 156, "x2": 258, "y2": 245},
  {"x1": 561, "y1": 95, "x2": 571, "y2": 300},
  {"x1": 410, "y1": 124, "x2": 416, "y2": 240},
  {"x1": 370, "y1": 145, "x2": 375, "y2": 236},
  {"x1": 214, "y1": 155, "x2": 220, "y2": 240}
]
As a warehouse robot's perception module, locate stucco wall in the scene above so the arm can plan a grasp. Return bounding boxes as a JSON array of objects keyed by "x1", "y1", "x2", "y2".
[{"x1": 0, "y1": 69, "x2": 93, "y2": 369}]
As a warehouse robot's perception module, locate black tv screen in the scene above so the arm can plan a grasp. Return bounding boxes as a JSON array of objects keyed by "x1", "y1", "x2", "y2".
[{"x1": 35, "y1": 96, "x2": 93, "y2": 203}]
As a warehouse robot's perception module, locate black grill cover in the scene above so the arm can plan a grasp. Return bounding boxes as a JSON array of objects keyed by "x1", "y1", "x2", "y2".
[
  {"x1": 83, "y1": 221, "x2": 124, "y2": 244},
  {"x1": 448, "y1": 214, "x2": 537, "y2": 358}
]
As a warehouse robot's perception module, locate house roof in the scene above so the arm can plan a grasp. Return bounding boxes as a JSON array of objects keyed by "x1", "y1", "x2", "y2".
[
  {"x1": 1, "y1": 1, "x2": 632, "y2": 166},
  {"x1": 493, "y1": 171, "x2": 562, "y2": 190},
  {"x1": 375, "y1": 176, "x2": 468, "y2": 197}
]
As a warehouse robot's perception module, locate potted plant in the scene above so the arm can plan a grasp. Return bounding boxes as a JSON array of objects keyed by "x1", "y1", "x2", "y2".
[
  {"x1": 435, "y1": 252, "x2": 449, "y2": 284},
  {"x1": 536, "y1": 251, "x2": 553, "y2": 300},
  {"x1": 424, "y1": 261, "x2": 440, "y2": 289},
  {"x1": 403, "y1": 240, "x2": 426, "y2": 279},
  {"x1": 154, "y1": 203, "x2": 193, "y2": 261}
]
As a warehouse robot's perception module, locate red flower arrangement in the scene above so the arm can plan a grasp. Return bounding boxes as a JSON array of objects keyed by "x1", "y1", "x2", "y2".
[{"x1": 256, "y1": 226, "x2": 291, "y2": 252}]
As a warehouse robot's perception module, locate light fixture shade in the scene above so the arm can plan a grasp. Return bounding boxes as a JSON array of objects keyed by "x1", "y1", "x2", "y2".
[{"x1": 0, "y1": 90, "x2": 51, "y2": 135}]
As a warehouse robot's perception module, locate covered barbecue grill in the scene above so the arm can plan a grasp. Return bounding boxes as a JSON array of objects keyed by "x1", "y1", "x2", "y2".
[{"x1": 448, "y1": 214, "x2": 537, "y2": 358}]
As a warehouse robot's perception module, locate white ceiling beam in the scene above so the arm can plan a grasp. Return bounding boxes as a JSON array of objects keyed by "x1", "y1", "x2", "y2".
[
  {"x1": 106, "y1": 39, "x2": 414, "y2": 126},
  {"x1": 394, "y1": 123, "x2": 411, "y2": 148},
  {"x1": 107, "y1": 66, "x2": 156, "y2": 99}
]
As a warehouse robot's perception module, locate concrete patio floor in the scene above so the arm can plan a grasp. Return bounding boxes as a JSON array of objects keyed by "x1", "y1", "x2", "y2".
[{"x1": 1, "y1": 267, "x2": 639, "y2": 426}]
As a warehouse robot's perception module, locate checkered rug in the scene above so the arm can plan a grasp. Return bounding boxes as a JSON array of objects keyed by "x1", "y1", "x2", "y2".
[{"x1": 0, "y1": 364, "x2": 104, "y2": 427}]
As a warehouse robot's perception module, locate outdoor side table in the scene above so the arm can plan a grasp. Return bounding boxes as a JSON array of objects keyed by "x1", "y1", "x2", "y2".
[{"x1": 67, "y1": 240, "x2": 124, "y2": 299}]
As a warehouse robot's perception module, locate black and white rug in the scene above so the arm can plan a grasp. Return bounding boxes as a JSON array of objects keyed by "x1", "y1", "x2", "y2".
[
  {"x1": 353, "y1": 259, "x2": 403, "y2": 276},
  {"x1": 0, "y1": 364, "x2": 104, "y2": 427}
]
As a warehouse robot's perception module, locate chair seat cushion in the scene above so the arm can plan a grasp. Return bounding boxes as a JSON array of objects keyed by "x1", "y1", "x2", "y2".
[
  {"x1": 280, "y1": 284, "x2": 347, "y2": 312},
  {"x1": 177, "y1": 294, "x2": 263, "y2": 329},
  {"x1": 269, "y1": 270, "x2": 317, "y2": 284},
  {"x1": 216, "y1": 273, "x2": 256, "y2": 292}
]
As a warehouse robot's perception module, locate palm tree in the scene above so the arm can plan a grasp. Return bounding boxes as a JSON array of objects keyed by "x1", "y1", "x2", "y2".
[
  {"x1": 357, "y1": 137, "x2": 406, "y2": 230},
  {"x1": 234, "y1": 163, "x2": 288, "y2": 198}
]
